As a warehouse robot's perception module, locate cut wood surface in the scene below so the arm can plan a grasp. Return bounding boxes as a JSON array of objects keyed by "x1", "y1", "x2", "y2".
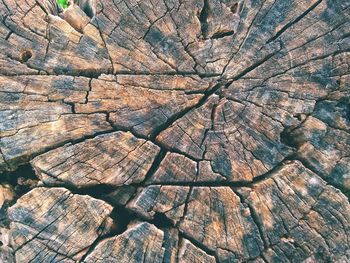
[{"x1": 0, "y1": 0, "x2": 349, "y2": 262}]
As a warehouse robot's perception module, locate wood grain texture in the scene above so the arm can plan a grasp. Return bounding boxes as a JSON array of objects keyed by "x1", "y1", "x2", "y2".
[
  {"x1": 0, "y1": 0, "x2": 349, "y2": 262},
  {"x1": 8, "y1": 187, "x2": 113, "y2": 262}
]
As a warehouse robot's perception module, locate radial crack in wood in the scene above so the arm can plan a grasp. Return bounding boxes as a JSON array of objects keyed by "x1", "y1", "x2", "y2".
[{"x1": 0, "y1": 0, "x2": 349, "y2": 262}]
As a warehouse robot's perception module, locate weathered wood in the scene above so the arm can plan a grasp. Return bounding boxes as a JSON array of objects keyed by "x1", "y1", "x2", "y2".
[
  {"x1": 84, "y1": 222, "x2": 165, "y2": 263},
  {"x1": 0, "y1": 0, "x2": 349, "y2": 262},
  {"x1": 8, "y1": 187, "x2": 113, "y2": 262},
  {"x1": 146, "y1": 152, "x2": 226, "y2": 184},
  {"x1": 127, "y1": 185, "x2": 190, "y2": 224},
  {"x1": 236, "y1": 161, "x2": 350, "y2": 262},
  {"x1": 31, "y1": 131, "x2": 160, "y2": 187},
  {"x1": 178, "y1": 239, "x2": 216, "y2": 263}
]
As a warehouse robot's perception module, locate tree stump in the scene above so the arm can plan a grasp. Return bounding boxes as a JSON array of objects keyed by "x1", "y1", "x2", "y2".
[{"x1": 0, "y1": 0, "x2": 349, "y2": 262}]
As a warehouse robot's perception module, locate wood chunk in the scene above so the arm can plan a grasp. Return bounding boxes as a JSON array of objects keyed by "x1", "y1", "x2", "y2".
[
  {"x1": 84, "y1": 222, "x2": 165, "y2": 263},
  {"x1": 75, "y1": 77, "x2": 204, "y2": 137},
  {"x1": 93, "y1": 0, "x2": 198, "y2": 74},
  {"x1": 313, "y1": 99, "x2": 350, "y2": 132},
  {"x1": 162, "y1": 228, "x2": 179, "y2": 263},
  {"x1": 147, "y1": 152, "x2": 226, "y2": 184},
  {"x1": 147, "y1": 152, "x2": 198, "y2": 184},
  {"x1": 0, "y1": 76, "x2": 89, "y2": 104},
  {"x1": 1, "y1": 1, "x2": 112, "y2": 76},
  {"x1": 0, "y1": 75, "x2": 112, "y2": 172},
  {"x1": 179, "y1": 187, "x2": 264, "y2": 261},
  {"x1": 0, "y1": 54, "x2": 38, "y2": 76},
  {"x1": 0, "y1": 227, "x2": 15, "y2": 263},
  {"x1": 178, "y1": 238, "x2": 216, "y2": 263},
  {"x1": 8, "y1": 187, "x2": 113, "y2": 262},
  {"x1": 0, "y1": 76, "x2": 89, "y2": 137},
  {"x1": 240, "y1": 161, "x2": 350, "y2": 262},
  {"x1": 31, "y1": 131, "x2": 160, "y2": 187},
  {"x1": 157, "y1": 94, "x2": 293, "y2": 181},
  {"x1": 240, "y1": 161, "x2": 327, "y2": 245},
  {"x1": 45, "y1": 13, "x2": 112, "y2": 74},
  {"x1": 0, "y1": 114, "x2": 112, "y2": 171},
  {"x1": 61, "y1": 5, "x2": 90, "y2": 33},
  {"x1": 222, "y1": 0, "x2": 343, "y2": 79},
  {"x1": 197, "y1": 161, "x2": 228, "y2": 182},
  {"x1": 0, "y1": 184, "x2": 15, "y2": 209},
  {"x1": 127, "y1": 186, "x2": 190, "y2": 225},
  {"x1": 157, "y1": 96, "x2": 219, "y2": 160},
  {"x1": 290, "y1": 114, "x2": 350, "y2": 190}
]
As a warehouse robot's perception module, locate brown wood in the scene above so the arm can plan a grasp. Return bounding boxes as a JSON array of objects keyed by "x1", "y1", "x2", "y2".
[{"x1": 0, "y1": 0, "x2": 349, "y2": 262}]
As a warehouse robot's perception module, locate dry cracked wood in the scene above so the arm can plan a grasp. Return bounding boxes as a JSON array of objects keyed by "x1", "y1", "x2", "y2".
[
  {"x1": 8, "y1": 187, "x2": 113, "y2": 262},
  {"x1": 31, "y1": 131, "x2": 160, "y2": 187},
  {"x1": 0, "y1": 0, "x2": 349, "y2": 262}
]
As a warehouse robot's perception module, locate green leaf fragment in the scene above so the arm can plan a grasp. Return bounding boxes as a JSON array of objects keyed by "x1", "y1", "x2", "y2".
[{"x1": 57, "y1": 0, "x2": 69, "y2": 9}]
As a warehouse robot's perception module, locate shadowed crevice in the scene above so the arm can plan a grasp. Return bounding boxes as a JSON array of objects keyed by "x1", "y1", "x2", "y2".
[
  {"x1": 75, "y1": 0, "x2": 96, "y2": 18},
  {"x1": 199, "y1": 0, "x2": 210, "y2": 39},
  {"x1": 211, "y1": 30, "x2": 235, "y2": 39},
  {"x1": 0, "y1": 164, "x2": 38, "y2": 198},
  {"x1": 280, "y1": 127, "x2": 302, "y2": 148}
]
